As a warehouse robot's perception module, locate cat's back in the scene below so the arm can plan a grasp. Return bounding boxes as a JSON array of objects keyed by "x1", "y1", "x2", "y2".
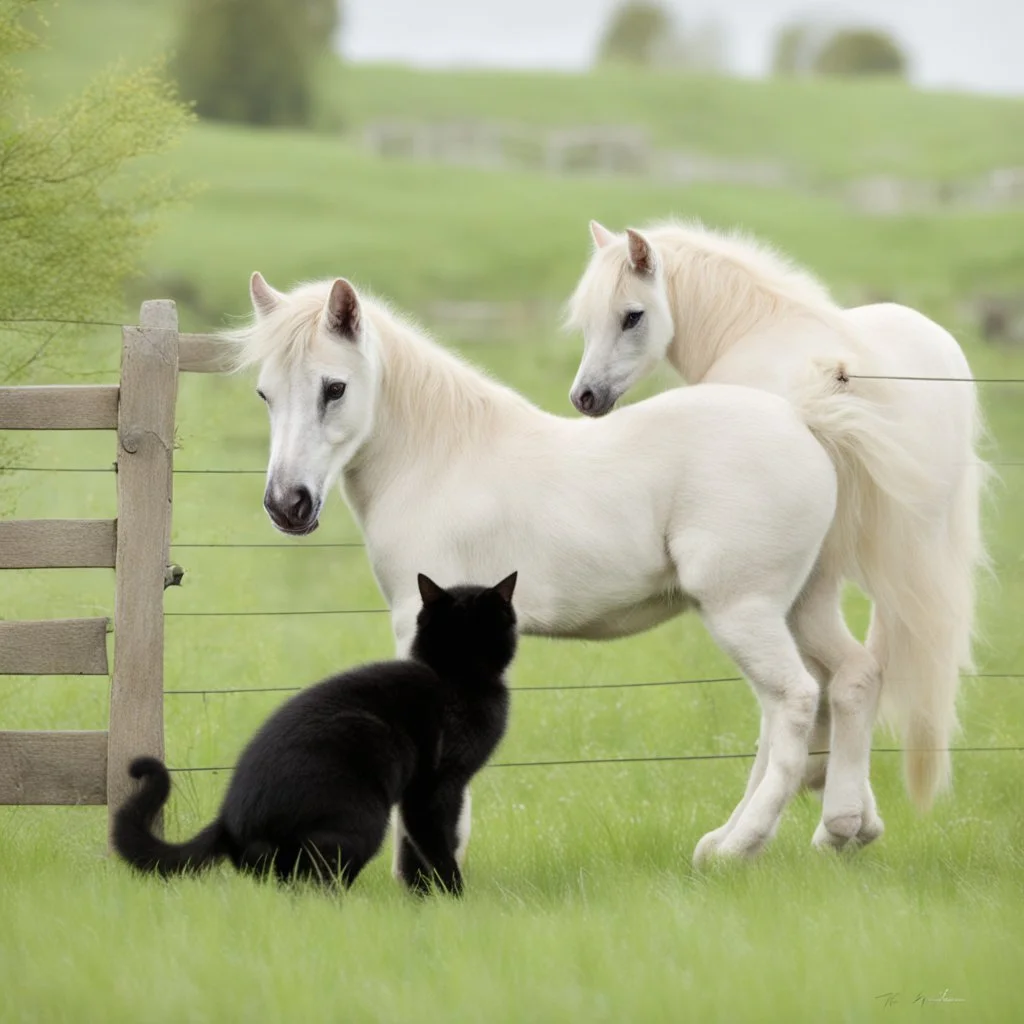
[
  {"x1": 221, "y1": 660, "x2": 445, "y2": 836},
  {"x1": 249, "y1": 660, "x2": 443, "y2": 751}
]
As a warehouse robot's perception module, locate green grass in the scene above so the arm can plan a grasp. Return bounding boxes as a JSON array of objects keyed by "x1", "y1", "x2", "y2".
[
  {"x1": 20, "y1": 0, "x2": 1024, "y2": 184},
  {"x1": 3, "y1": 3, "x2": 1024, "y2": 1021},
  {"x1": 3, "y1": 324, "x2": 1024, "y2": 1022},
  {"x1": 128, "y1": 122, "x2": 1024, "y2": 335}
]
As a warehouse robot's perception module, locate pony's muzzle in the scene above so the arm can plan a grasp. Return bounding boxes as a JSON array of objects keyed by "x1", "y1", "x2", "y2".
[
  {"x1": 570, "y1": 383, "x2": 616, "y2": 418},
  {"x1": 263, "y1": 483, "x2": 320, "y2": 536}
]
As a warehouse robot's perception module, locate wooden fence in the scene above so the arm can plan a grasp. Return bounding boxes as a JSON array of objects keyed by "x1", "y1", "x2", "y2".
[{"x1": 0, "y1": 301, "x2": 230, "y2": 841}]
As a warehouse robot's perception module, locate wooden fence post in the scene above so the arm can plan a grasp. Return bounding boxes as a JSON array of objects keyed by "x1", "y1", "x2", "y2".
[{"x1": 106, "y1": 301, "x2": 179, "y2": 842}]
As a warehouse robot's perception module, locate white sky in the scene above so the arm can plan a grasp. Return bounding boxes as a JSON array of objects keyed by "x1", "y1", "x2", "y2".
[{"x1": 341, "y1": 0, "x2": 1024, "y2": 95}]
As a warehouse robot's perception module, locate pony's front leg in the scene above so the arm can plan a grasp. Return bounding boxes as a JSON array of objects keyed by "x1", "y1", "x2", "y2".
[
  {"x1": 388, "y1": 603, "x2": 473, "y2": 882},
  {"x1": 694, "y1": 598, "x2": 819, "y2": 863}
]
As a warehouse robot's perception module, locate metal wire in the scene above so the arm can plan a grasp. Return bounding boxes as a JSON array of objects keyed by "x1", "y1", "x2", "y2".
[
  {"x1": 162, "y1": 672, "x2": 1024, "y2": 697},
  {"x1": 165, "y1": 745, "x2": 1024, "y2": 775},
  {"x1": 164, "y1": 675, "x2": 747, "y2": 696}
]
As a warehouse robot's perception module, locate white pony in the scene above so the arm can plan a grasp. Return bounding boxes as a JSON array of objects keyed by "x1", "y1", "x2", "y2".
[
  {"x1": 233, "y1": 271, "x2": 909, "y2": 868},
  {"x1": 568, "y1": 219, "x2": 987, "y2": 827}
]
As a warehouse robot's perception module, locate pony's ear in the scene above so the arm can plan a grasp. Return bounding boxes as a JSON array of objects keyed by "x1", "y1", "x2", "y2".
[
  {"x1": 326, "y1": 278, "x2": 361, "y2": 340},
  {"x1": 492, "y1": 571, "x2": 517, "y2": 605},
  {"x1": 589, "y1": 220, "x2": 616, "y2": 249},
  {"x1": 626, "y1": 229, "x2": 657, "y2": 276},
  {"x1": 417, "y1": 573, "x2": 448, "y2": 606},
  {"x1": 250, "y1": 271, "x2": 283, "y2": 316}
]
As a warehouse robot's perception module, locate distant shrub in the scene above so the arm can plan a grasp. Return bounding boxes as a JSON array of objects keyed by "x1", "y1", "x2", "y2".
[
  {"x1": 174, "y1": 0, "x2": 341, "y2": 127},
  {"x1": 813, "y1": 28, "x2": 908, "y2": 78},
  {"x1": 596, "y1": 2, "x2": 674, "y2": 67}
]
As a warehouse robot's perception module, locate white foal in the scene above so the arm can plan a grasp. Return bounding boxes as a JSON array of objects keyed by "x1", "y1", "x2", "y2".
[
  {"x1": 232, "y1": 273, "x2": 875, "y2": 866},
  {"x1": 568, "y1": 219, "x2": 989, "y2": 850}
]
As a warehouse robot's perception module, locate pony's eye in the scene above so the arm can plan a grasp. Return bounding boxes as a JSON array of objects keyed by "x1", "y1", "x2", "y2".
[
  {"x1": 323, "y1": 380, "x2": 347, "y2": 403},
  {"x1": 622, "y1": 310, "x2": 644, "y2": 331}
]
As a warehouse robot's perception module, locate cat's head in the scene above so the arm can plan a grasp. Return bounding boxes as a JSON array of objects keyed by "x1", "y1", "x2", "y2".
[{"x1": 412, "y1": 572, "x2": 518, "y2": 677}]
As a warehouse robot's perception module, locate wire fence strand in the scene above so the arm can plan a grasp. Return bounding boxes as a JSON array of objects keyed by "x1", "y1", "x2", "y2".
[
  {"x1": 166, "y1": 744, "x2": 1024, "y2": 775},
  {"x1": 848, "y1": 374, "x2": 1024, "y2": 384},
  {"x1": 162, "y1": 672, "x2": 1024, "y2": 697},
  {"x1": 170, "y1": 542, "x2": 365, "y2": 550},
  {"x1": 0, "y1": 317, "x2": 125, "y2": 328},
  {"x1": 6, "y1": 456, "x2": 1024, "y2": 478},
  {"x1": 164, "y1": 675, "x2": 747, "y2": 696},
  {"x1": 164, "y1": 608, "x2": 388, "y2": 617}
]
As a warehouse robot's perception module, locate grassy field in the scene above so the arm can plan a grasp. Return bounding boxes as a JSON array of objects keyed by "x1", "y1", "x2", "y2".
[
  {"x1": 20, "y1": 0, "x2": 1024, "y2": 183},
  {"x1": 3, "y1": 3, "x2": 1024, "y2": 1022}
]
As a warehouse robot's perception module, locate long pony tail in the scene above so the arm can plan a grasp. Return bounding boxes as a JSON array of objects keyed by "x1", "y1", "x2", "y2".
[
  {"x1": 112, "y1": 756, "x2": 230, "y2": 877},
  {"x1": 792, "y1": 359, "x2": 988, "y2": 810}
]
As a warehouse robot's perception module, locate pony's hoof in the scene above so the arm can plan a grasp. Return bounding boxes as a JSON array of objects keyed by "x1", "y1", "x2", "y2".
[
  {"x1": 854, "y1": 812, "x2": 885, "y2": 847},
  {"x1": 693, "y1": 826, "x2": 730, "y2": 866},
  {"x1": 812, "y1": 811, "x2": 883, "y2": 851},
  {"x1": 812, "y1": 818, "x2": 854, "y2": 851},
  {"x1": 696, "y1": 826, "x2": 769, "y2": 864}
]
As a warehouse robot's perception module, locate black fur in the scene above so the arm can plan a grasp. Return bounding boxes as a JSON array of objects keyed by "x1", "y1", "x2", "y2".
[{"x1": 112, "y1": 572, "x2": 517, "y2": 895}]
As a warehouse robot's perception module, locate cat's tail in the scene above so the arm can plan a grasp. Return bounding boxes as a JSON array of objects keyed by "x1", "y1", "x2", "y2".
[{"x1": 113, "y1": 756, "x2": 231, "y2": 877}]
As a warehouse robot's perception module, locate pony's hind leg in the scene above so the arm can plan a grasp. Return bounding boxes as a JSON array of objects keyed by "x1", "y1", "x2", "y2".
[
  {"x1": 692, "y1": 710, "x2": 772, "y2": 863},
  {"x1": 798, "y1": 653, "x2": 831, "y2": 794},
  {"x1": 789, "y1": 573, "x2": 884, "y2": 850},
  {"x1": 694, "y1": 597, "x2": 820, "y2": 863}
]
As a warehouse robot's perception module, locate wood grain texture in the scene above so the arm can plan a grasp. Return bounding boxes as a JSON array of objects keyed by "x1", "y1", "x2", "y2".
[
  {"x1": 0, "y1": 618, "x2": 110, "y2": 675},
  {"x1": 0, "y1": 731, "x2": 108, "y2": 804},
  {"x1": 0, "y1": 519, "x2": 117, "y2": 569},
  {"x1": 178, "y1": 333, "x2": 237, "y2": 374},
  {"x1": 107, "y1": 301, "x2": 179, "y2": 835},
  {"x1": 0, "y1": 385, "x2": 118, "y2": 429}
]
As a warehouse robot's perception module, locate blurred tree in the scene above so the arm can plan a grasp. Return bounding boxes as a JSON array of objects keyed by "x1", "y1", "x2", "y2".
[
  {"x1": 772, "y1": 22, "x2": 815, "y2": 75},
  {"x1": 813, "y1": 28, "x2": 908, "y2": 78},
  {"x1": 596, "y1": 1, "x2": 673, "y2": 67},
  {"x1": 174, "y1": 0, "x2": 341, "y2": 127},
  {"x1": 0, "y1": 0, "x2": 193, "y2": 496},
  {"x1": 596, "y1": 3, "x2": 728, "y2": 73}
]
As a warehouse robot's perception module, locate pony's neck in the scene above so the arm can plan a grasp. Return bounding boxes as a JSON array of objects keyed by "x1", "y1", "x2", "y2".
[
  {"x1": 658, "y1": 234, "x2": 837, "y2": 383},
  {"x1": 343, "y1": 304, "x2": 536, "y2": 518}
]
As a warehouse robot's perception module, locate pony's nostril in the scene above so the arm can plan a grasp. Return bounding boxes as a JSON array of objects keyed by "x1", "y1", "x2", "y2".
[
  {"x1": 579, "y1": 389, "x2": 595, "y2": 413},
  {"x1": 290, "y1": 486, "x2": 313, "y2": 524}
]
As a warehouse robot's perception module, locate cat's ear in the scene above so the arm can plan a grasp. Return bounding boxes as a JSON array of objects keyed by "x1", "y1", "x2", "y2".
[
  {"x1": 492, "y1": 571, "x2": 517, "y2": 605},
  {"x1": 417, "y1": 573, "x2": 448, "y2": 606}
]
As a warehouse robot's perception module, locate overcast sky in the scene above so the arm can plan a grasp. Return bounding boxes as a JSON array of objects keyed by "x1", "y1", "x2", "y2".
[{"x1": 342, "y1": 0, "x2": 1024, "y2": 96}]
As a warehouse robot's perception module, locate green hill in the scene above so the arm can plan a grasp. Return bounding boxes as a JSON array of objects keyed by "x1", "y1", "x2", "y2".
[{"x1": 23, "y1": 0, "x2": 1024, "y2": 184}]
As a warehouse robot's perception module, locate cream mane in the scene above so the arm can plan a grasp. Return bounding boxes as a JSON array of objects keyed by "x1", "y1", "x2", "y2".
[
  {"x1": 227, "y1": 279, "x2": 536, "y2": 445},
  {"x1": 568, "y1": 219, "x2": 848, "y2": 381}
]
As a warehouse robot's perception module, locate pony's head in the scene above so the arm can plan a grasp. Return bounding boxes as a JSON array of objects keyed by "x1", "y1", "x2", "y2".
[
  {"x1": 238, "y1": 273, "x2": 382, "y2": 536},
  {"x1": 565, "y1": 221, "x2": 674, "y2": 417}
]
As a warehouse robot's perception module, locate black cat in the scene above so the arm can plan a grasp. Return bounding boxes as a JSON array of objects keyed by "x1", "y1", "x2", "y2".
[{"x1": 112, "y1": 572, "x2": 517, "y2": 895}]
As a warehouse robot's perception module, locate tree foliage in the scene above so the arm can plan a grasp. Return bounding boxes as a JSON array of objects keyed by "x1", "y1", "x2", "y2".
[
  {"x1": 596, "y1": 1, "x2": 673, "y2": 67},
  {"x1": 0, "y1": 0, "x2": 193, "y2": 382},
  {"x1": 813, "y1": 28, "x2": 908, "y2": 78},
  {"x1": 174, "y1": 0, "x2": 340, "y2": 127},
  {"x1": 772, "y1": 22, "x2": 818, "y2": 76}
]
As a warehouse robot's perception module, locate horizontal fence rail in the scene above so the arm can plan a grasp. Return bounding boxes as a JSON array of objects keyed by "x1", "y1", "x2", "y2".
[
  {"x1": 0, "y1": 618, "x2": 110, "y2": 675},
  {"x1": 0, "y1": 385, "x2": 120, "y2": 430},
  {"x1": 0, "y1": 731, "x2": 108, "y2": 804},
  {"x1": 0, "y1": 519, "x2": 117, "y2": 569}
]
